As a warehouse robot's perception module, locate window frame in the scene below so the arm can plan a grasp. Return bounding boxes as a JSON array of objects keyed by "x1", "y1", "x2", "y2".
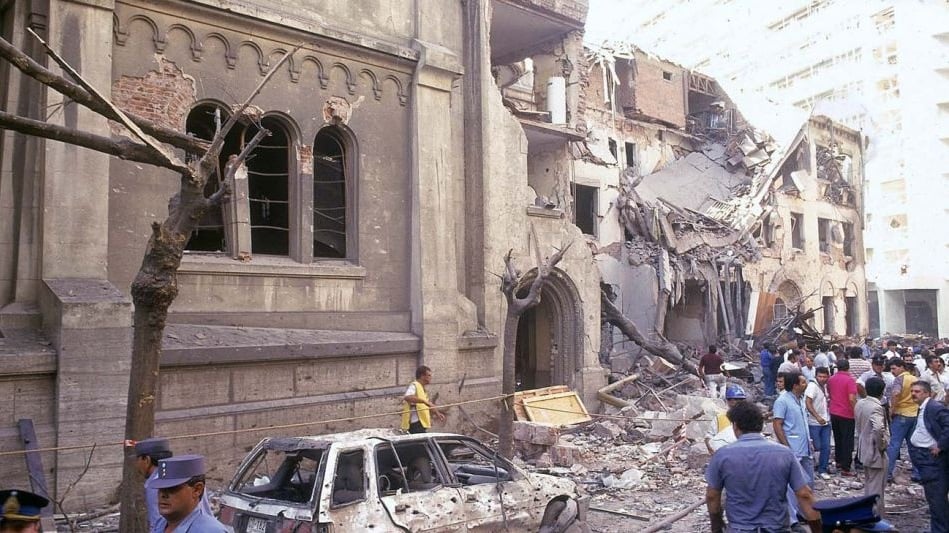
[{"x1": 182, "y1": 102, "x2": 360, "y2": 267}]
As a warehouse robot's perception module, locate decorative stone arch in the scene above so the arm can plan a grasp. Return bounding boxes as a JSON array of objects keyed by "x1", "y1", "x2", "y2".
[
  {"x1": 768, "y1": 278, "x2": 803, "y2": 325},
  {"x1": 820, "y1": 278, "x2": 836, "y2": 298},
  {"x1": 515, "y1": 267, "x2": 584, "y2": 390}
]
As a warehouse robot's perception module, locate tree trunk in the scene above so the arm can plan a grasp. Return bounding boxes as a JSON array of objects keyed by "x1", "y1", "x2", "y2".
[
  {"x1": 497, "y1": 311, "x2": 521, "y2": 459},
  {"x1": 601, "y1": 291, "x2": 698, "y2": 376},
  {"x1": 497, "y1": 240, "x2": 570, "y2": 459}
]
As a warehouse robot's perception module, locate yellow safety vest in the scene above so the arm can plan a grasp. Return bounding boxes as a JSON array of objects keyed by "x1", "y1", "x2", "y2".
[
  {"x1": 715, "y1": 412, "x2": 731, "y2": 433},
  {"x1": 892, "y1": 373, "x2": 919, "y2": 417},
  {"x1": 401, "y1": 380, "x2": 431, "y2": 430}
]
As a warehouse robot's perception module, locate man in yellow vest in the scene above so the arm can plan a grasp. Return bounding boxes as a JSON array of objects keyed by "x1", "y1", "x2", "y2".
[
  {"x1": 705, "y1": 385, "x2": 747, "y2": 453},
  {"x1": 402, "y1": 365, "x2": 446, "y2": 433},
  {"x1": 886, "y1": 359, "x2": 919, "y2": 482}
]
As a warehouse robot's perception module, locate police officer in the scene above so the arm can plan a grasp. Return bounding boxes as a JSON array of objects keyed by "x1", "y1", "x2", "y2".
[
  {"x1": 133, "y1": 437, "x2": 174, "y2": 530},
  {"x1": 0, "y1": 489, "x2": 48, "y2": 533},
  {"x1": 133, "y1": 437, "x2": 214, "y2": 529},
  {"x1": 146, "y1": 455, "x2": 226, "y2": 533}
]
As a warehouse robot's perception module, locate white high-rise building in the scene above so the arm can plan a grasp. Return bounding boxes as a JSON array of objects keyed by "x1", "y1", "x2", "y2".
[{"x1": 588, "y1": 0, "x2": 949, "y2": 338}]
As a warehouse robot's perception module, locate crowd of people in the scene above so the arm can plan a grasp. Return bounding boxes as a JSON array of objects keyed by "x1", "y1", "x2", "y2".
[{"x1": 705, "y1": 337, "x2": 949, "y2": 532}]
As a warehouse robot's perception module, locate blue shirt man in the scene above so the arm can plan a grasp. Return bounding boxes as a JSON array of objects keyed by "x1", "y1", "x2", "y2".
[
  {"x1": 773, "y1": 372, "x2": 815, "y2": 527},
  {"x1": 706, "y1": 401, "x2": 821, "y2": 532}
]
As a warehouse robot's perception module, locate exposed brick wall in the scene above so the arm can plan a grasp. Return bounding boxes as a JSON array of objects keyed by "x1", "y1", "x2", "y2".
[
  {"x1": 111, "y1": 57, "x2": 196, "y2": 132},
  {"x1": 626, "y1": 52, "x2": 686, "y2": 128}
]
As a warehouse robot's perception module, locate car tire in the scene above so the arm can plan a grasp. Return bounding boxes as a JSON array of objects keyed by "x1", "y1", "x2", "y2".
[{"x1": 539, "y1": 498, "x2": 587, "y2": 533}]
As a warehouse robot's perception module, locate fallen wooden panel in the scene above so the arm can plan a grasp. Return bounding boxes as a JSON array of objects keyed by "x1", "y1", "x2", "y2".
[
  {"x1": 513, "y1": 385, "x2": 570, "y2": 421},
  {"x1": 522, "y1": 390, "x2": 592, "y2": 426}
]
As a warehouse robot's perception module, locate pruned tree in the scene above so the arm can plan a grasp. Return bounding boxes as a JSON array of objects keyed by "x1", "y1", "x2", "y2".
[
  {"x1": 601, "y1": 288, "x2": 699, "y2": 376},
  {"x1": 0, "y1": 30, "x2": 297, "y2": 532},
  {"x1": 497, "y1": 232, "x2": 571, "y2": 458}
]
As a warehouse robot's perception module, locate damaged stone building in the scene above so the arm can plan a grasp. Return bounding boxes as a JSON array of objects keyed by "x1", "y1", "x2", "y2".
[
  {"x1": 578, "y1": 45, "x2": 868, "y2": 361},
  {"x1": 0, "y1": 0, "x2": 609, "y2": 506}
]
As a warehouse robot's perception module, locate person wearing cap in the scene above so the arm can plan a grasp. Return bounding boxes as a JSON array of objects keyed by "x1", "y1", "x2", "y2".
[
  {"x1": 885, "y1": 358, "x2": 919, "y2": 483},
  {"x1": 133, "y1": 437, "x2": 173, "y2": 530},
  {"x1": 704, "y1": 385, "x2": 747, "y2": 454},
  {"x1": 855, "y1": 377, "x2": 890, "y2": 517},
  {"x1": 146, "y1": 455, "x2": 226, "y2": 533},
  {"x1": 0, "y1": 490, "x2": 48, "y2": 533},
  {"x1": 133, "y1": 437, "x2": 214, "y2": 529},
  {"x1": 706, "y1": 401, "x2": 821, "y2": 533}
]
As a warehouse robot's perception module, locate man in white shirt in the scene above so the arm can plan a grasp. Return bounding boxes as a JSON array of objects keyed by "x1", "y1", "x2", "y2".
[
  {"x1": 779, "y1": 350, "x2": 801, "y2": 374},
  {"x1": 907, "y1": 381, "x2": 949, "y2": 533},
  {"x1": 857, "y1": 356, "x2": 894, "y2": 401},
  {"x1": 813, "y1": 345, "x2": 831, "y2": 371},
  {"x1": 923, "y1": 355, "x2": 949, "y2": 403},
  {"x1": 805, "y1": 367, "x2": 832, "y2": 478}
]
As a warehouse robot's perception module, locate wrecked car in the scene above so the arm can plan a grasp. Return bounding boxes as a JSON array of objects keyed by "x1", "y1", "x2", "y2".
[{"x1": 219, "y1": 428, "x2": 588, "y2": 532}]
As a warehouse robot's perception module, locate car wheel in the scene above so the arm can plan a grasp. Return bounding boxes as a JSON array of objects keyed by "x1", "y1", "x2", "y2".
[{"x1": 539, "y1": 498, "x2": 587, "y2": 533}]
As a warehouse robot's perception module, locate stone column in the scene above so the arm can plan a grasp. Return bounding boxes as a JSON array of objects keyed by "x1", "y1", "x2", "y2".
[{"x1": 41, "y1": 279, "x2": 131, "y2": 507}]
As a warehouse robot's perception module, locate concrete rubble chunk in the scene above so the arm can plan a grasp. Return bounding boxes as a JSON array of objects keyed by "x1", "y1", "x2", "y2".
[
  {"x1": 592, "y1": 420, "x2": 624, "y2": 440},
  {"x1": 550, "y1": 438, "x2": 582, "y2": 467},
  {"x1": 512, "y1": 420, "x2": 561, "y2": 446},
  {"x1": 610, "y1": 354, "x2": 634, "y2": 374},
  {"x1": 687, "y1": 442, "x2": 710, "y2": 470},
  {"x1": 649, "y1": 356, "x2": 677, "y2": 376}
]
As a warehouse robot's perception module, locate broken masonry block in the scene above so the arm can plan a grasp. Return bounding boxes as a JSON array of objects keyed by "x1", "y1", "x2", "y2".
[
  {"x1": 512, "y1": 420, "x2": 561, "y2": 446},
  {"x1": 550, "y1": 438, "x2": 582, "y2": 467},
  {"x1": 650, "y1": 356, "x2": 677, "y2": 376},
  {"x1": 592, "y1": 420, "x2": 625, "y2": 440},
  {"x1": 610, "y1": 354, "x2": 634, "y2": 374}
]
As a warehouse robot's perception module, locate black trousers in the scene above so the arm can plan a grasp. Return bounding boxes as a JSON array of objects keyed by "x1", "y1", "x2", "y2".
[
  {"x1": 831, "y1": 414, "x2": 856, "y2": 471},
  {"x1": 408, "y1": 421, "x2": 427, "y2": 434}
]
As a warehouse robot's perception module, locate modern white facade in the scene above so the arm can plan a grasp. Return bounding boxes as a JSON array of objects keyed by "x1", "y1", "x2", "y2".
[{"x1": 587, "y1": 0, "x2": 949, "y2": 338}]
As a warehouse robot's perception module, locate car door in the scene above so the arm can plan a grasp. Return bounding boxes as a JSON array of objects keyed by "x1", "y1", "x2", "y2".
[
  {"x1": 374, "y1": 439, "x2": 467, "y2": 532},
  {"x1": 434, "y1": 438, "x2": 538, "y2": 532}
]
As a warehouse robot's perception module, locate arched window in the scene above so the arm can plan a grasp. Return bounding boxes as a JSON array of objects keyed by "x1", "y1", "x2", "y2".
[
  {"x1": 184, "y1": 103, "x2": 242, "y2": 252},
  {"x1": 313, "y1": 127, "x2": 349, "y2": 258},
  {"x1": 246, "y1": 117, "x2": 291, "y2": 256}
]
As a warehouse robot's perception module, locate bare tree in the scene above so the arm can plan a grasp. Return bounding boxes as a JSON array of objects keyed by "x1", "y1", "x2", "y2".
[
  {"x1": 601, "y1": 288, "x2": 699, "y2": 376},
  {"x1": 497, "y1": 232, "x2": 571, "y2": 458},
  {"x1": 0, "y1": 31, "x2": 297, "y2": 531}
]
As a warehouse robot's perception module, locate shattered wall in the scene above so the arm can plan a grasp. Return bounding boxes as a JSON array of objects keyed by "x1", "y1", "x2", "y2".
[{"x1": 744, "y1": 116, "x2": 868, "y2": 338}]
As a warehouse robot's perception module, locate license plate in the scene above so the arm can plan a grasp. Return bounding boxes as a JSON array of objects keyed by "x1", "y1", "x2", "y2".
[{"x1": 246, "y1": 517, "x2": 268, "y2": 533}]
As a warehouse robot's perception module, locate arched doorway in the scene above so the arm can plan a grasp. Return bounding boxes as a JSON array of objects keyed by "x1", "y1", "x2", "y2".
[{"x1": 513, "y1": 269, "x2": 583, "y2": 391}]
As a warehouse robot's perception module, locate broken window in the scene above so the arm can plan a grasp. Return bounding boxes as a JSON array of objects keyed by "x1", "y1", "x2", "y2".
[
  {"x1": 184, "y1": 103, "x2": 242, "y2": 253},
  {"x1": 231, "y1": 447, "x2": 323, "y2": 505},
  {"x1": 790, "y1": 212, "x2": 805, "y2": 250},
  {"x1": 818, "y1": 217, "x2": 831, "y2": 253},
  {"x1": 375, "y1": 441, "x2": 445, "y2": 494},
  {"x1": 662, "y1": 70, "x2": 673, "y2": 81},
  {"x1": 842, "y1": 222, "x2": 855, "y2": 257},
  {"x1": 845, "y1": 295, "x2": 857, "y2": 336},
  {"x1": 332, "y1": 449, "x2": 366, "y2": 507},
  {"x1": 247, "y1": 117, "x2": 291, "y2": 255},
  {"x1": 822, "y1": 296, "x2": 835, "y2": 334},
  {"x1": 574, "y1": 184, "x2": 598, "y2": 236},
  {"x1": 773, "y1": 298, "x2": 788, "y2": 324},
  {"x1": 435, "y1": 438, "x2": 514, "y2": 486},
  {"x1": 624, "y1": 142, "x2": 637, "y2": 170},
  {"x1": 608, "y1": 138, "x2": 617, "y2": 160},
  {"x1": 313, "y1": 126, "x2": 350, "y2": 259}
]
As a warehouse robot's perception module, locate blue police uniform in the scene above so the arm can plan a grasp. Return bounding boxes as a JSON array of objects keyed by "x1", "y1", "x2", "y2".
[
  {"x1": 146, "y1": 455, "x2": 227, "y2": 533},
  {"x1": 152, "y1": 506, "x2": 227, "y2": 533}
]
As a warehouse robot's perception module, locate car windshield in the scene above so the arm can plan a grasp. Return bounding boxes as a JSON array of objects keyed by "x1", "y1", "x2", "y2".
[{"x1": 231, "y1": 447, "x2": 324, "y2": 505}]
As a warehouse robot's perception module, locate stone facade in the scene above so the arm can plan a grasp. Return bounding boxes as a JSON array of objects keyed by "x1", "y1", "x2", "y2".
[{"x1": 0, "y1": 0, "x2": 603, "y2": 508}]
